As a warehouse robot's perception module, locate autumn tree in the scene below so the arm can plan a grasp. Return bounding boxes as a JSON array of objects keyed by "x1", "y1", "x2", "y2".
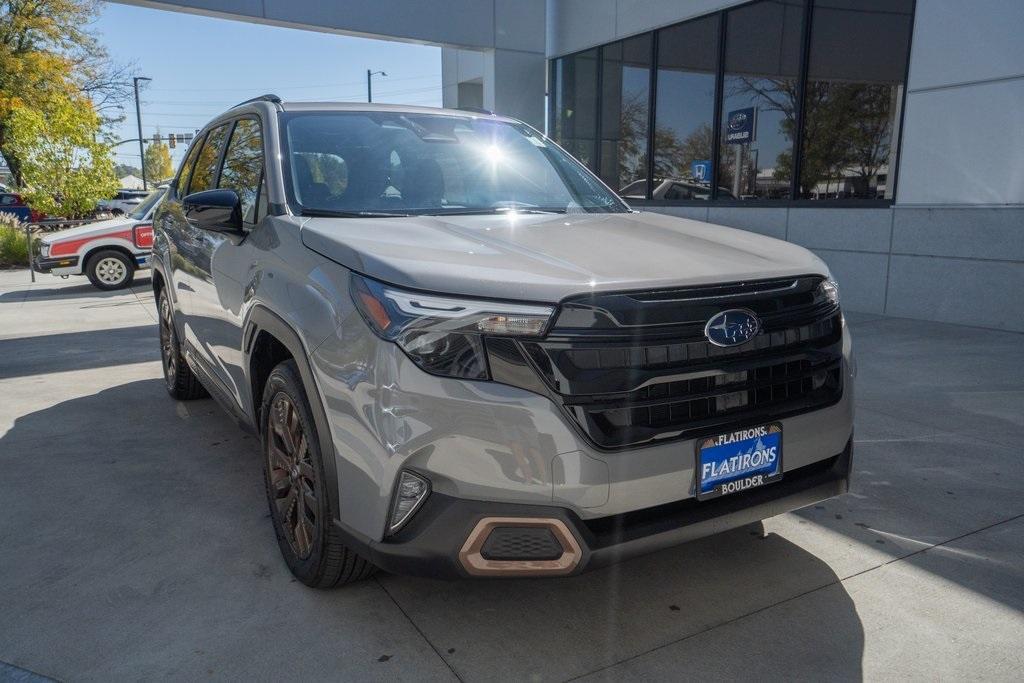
[
  {"x1": 7, "y1": 93, "x2": 118, "y2": 217},
  {"x1": 0, "y1": 0, "x2": 130, "y2": 186},
  {"x1": 144, "y1": 138, "x2": 173, "y2": 183}
]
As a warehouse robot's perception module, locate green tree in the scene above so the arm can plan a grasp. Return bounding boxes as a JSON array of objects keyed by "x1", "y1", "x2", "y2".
[
  {"x1": 7, "y1": 93, "x2": 118, "y2": 217},
  {"x1": 114, "y1": 162, "x2": 141, "y2": 178},
  {"x1": 144, "y1": 139, "x2": 173, "y2": 183},
  {"x1": 0, "y1": 0, "x2": 131, "y2": 186}
]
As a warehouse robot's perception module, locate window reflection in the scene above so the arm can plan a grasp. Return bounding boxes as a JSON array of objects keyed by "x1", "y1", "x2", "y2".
[
  {"x1": 599, "y1": 35, "x2": 651, "y2": 193},
  {"x1": 651, "y1": 15, "x2": 720, "y2": 200},
  {"x1": 718, "y1": 0, "x2": 804, "y2": 200},
  {"x1": 553, "y1": 49, "x2": 599, "y2": 172},
  {"x1": 798, "y1": 0, "x2": 913, "y2": 199},
  {"x1": 188, "y1": 124, "x2": 229, "y2": 194},
  {"x1": 219, "y1": 119, "x2": 264, "y2": 223},
  {"x1": 175, "y1": 133, "x2": 205, "y2": 197},
  {"x1": 548, "y1": 0, "x2": 913, "y2": 203}
]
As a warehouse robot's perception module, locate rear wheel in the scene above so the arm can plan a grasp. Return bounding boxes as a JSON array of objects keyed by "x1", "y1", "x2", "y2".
[
  {"x1": 86, "y1": 250, "x2": 135, "y2": 290},
  {"x1": 261, "y1": 360, "x2": 375, "y2": 587},
  {"x1": 158, "y1": 289, "x2": 207, "y2": 400}
]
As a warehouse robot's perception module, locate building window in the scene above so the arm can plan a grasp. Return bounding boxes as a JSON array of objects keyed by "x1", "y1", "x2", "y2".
[
  {"x1": 652, "y1": 15, "x2": 719, "y2": 201},
  {"x1": 552, "y1": 48, "x2": 599, "y2": 172},
  {"x1": 599, "y1": 34, "x2": 652, "y2": 194},
  {"x1": 798, "y1": 0, "x2": 914, "y2": 200},
  {"x1": 548, "y1": 0, "x2": 914, "y2": 204},
  {"x1": 719, "y1": 0, "x2": 804, "y2": 200}
]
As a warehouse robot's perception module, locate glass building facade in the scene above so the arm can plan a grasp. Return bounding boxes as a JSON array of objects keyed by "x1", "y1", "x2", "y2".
[{"x1": 549, "y1": 0, "x2": 914, "y2": 204}]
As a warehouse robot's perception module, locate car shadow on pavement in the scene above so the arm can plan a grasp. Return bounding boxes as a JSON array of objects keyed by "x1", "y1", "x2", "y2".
[
  {"x1": 0, "y1": 325, "x2": 158, "y2": 379},
  {"x1": 0, "y1": 376, "x2": 866, "y2": 681},
  {"x1": 0, "y1": 275, "x2": 152, "y2": 303},
  {"x1": 377, "y1": 525, "x2": 865, "y2": 681}
]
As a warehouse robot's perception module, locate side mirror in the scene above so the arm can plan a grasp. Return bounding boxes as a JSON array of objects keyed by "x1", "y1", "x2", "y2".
[{"x1": 183, "y1": 189, "x2": 243, "y2": 233}]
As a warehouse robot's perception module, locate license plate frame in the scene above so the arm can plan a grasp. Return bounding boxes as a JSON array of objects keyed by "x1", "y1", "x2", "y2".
[{"x1": 695, "y1": 423, "x2": 783, "y2": 501}]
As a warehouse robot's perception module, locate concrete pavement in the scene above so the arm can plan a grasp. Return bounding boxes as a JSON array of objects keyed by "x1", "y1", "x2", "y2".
[{"x1": 1, "y1": 267, "x2": 1022, "y2": 681}]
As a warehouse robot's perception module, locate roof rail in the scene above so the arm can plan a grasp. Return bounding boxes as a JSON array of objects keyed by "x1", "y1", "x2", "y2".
[
  {"x1": 233, "y1": 94, "x2": 282, "y2": 108},
  {"x1": 458, "y1": 106, "x2": 495, "y2": 116}
]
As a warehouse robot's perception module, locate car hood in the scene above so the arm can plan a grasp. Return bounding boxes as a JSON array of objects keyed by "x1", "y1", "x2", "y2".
[
  {"x1": 40, "y1": 216, "x2": 137, "y2": 244},
  {"x1": 298, "y1": 210, "x2": 829, "y2": 303}
]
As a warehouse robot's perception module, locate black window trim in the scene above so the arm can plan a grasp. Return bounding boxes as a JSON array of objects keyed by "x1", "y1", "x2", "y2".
[{"x1": 547, "y1": 0, "x2": 916, "y2": 208}]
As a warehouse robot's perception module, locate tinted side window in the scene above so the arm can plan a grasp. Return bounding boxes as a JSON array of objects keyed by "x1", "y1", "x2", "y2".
[
  {"x1": 188, "y1": 124, "x2": 230, "y2": 194},
  {"x1": 175, "y1": 135, "x2": 205, "y2": 198},
  {"x1": 218, "y1": 119, "x2": 264, "y2": 223}
]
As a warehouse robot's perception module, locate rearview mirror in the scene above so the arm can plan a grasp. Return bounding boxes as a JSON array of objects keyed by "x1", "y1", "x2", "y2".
[{"x1": 183, "y1": 189, "x2": 243, "y2": 233}]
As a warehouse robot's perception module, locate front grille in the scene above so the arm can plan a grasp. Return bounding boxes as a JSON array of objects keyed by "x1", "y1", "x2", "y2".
[
  {"x1": 570, "y1": 354, "x2": 842, "y2": 448},
  {"x1": 487, "y1": 275, "x2": 845, "y2": 450}
]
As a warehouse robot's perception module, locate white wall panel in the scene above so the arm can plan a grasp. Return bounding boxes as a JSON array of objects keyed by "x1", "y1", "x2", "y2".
[
  {"x1": 897, "y1": 78, "x2": 1024, "y2": 206},
  {"x1": 907, "y1": 0, "x2": 1024, "y2": 90}
]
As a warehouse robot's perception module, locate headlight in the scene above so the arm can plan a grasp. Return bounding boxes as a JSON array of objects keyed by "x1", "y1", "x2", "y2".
[
  {"x1": 818, "y1": 277, "x2": 840, "y2": 307},
  {"x1": 40, "y1": 242, "x2": 50, "y2": 258},
  {"x1": 350, "y1": 273, "x2": 555, "y2": 380}
]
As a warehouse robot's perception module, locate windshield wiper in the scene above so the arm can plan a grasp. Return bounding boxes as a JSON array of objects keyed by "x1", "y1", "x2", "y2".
[{"x1": 300, "y1": 209, "x2": 410, "y2": 218}]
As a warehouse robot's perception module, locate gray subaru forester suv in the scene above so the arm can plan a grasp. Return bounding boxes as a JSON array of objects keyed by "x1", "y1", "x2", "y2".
[{"x1": 153, "y1": 95, "x2": 853, "y2": 587}]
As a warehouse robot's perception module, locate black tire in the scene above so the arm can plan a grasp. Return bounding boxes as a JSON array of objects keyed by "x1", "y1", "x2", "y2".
[
  {"x1": 157, "y1": 289, "x2": 207, "y2": 400},
  {"x1": 86, "y1": 249, "x2": 135, "y2": 290},
  {"x1": 261, "y1": 360, "x2": 375, "y2": 588}
]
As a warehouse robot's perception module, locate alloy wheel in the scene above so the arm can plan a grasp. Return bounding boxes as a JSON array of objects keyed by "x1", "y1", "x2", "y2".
[
  {"x1": 267, "y1": 393, "x2": 318, "y2": 559},
  {"x1": 158, "y1": 295, "x2": 177, "y2": 385}
]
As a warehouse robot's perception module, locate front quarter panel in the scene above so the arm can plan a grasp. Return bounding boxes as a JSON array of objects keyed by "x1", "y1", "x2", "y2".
[{"x1": 309, "y1": 293, "x2": 585, "y2": 542}]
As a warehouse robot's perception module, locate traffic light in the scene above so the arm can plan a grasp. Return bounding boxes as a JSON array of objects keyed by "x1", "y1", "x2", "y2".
[{"x1": 168, "y1": 134, "x2": 176, "y2": 149}]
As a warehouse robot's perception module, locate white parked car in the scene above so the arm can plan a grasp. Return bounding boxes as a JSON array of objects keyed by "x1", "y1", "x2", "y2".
[
  {"x1": 36, "y1": 189, "x2": 165, "y2": 290},
  {"x1": 97, "y1": 189, "x2": 152, "y2": 215}
]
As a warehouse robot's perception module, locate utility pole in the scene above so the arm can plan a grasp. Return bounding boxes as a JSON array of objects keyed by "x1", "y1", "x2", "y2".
[
  {"x1": 366, "y1": 70, "x2": 386, "y2": 103},
  {"x1": 133, "y1": 76, "x2": 152, "y2": 189}
]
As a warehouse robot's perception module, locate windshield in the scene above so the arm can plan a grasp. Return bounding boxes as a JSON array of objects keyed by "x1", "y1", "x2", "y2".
[
  {"x1": 128, "y1": 189, "x2": 165, "y2": 220},
  {"x1": 281, "y1": 112, "x2": 629, "y2": 216}
]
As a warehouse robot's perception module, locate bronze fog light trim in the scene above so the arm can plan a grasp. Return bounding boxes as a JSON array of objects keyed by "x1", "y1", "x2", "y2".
[{"x1": 458, "y1": 517, "x2": 582, "y2": 577}]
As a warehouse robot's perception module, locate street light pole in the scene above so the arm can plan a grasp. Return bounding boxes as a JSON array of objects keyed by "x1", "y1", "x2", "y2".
[
  {"x1": 366, "y1": 70, "x2": 386, "y2": 103},
  {"x1": 133, "y1": 76, "x2": 152, "y2": 190}
]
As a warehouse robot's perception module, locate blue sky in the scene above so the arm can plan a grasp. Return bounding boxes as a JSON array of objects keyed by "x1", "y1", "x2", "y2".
[{"x1": 94, "y1": 2, "x2": 442, "y2": 169}]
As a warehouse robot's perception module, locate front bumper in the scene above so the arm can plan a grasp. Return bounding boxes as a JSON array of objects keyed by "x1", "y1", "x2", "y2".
[
  {"x1": 312, "y1": 297, "x2": 856, "y2": 543},
  {"x1": 33, "y1": 255, "x2": 79, "y2": 274},
  {"x1": 353, "y1": 438, "x2": 852, "y2": 579}
]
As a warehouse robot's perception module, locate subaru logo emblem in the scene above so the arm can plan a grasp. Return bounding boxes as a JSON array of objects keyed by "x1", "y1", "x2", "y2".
[
  {"x1": 728, "y1": 112, "x2": 747, "y2": 130},
  {"x1": 704, "y1": 309, "x2": 761, "y2": 347}
]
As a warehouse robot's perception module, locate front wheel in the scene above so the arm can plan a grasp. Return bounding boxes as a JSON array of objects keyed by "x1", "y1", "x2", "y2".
[
  {"x1": 86, "y1": 250, "x2": 135, "y2": 290},
  {"x1": 261, "y1": 360, "x2": 375, "y2": 588}
]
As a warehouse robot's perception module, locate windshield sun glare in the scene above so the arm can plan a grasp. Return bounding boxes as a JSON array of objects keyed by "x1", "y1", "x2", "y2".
[{"x1": 282, "y1": 112, "x2": 628, "y2": 217}]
